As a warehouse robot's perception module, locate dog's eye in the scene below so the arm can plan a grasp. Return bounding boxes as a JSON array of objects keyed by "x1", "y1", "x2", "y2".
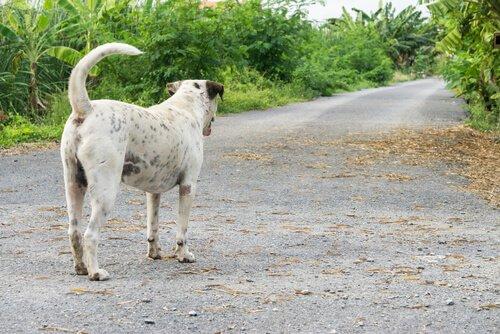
[{"x1": 211, "y1": 117, "x2": 214, "y2": 122}]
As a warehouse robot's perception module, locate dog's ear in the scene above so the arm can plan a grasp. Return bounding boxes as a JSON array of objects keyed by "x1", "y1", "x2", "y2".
[
  {"x1": 206, "y1": 81, "x2": 224, "y2": 101},
  {"x1": 167, "y1": 81, "x2": 181, "y2": 96}
]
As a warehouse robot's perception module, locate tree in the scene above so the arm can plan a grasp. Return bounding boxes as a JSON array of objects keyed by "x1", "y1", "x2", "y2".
[
  {"x1": 56, "y1": 0, "x2": 116, "y2": 53},
  {"x1": 0, "y1": 0, "x2": 81, "y2": 113},
  {"x1": 330, "y1": 2, "x2": 436, "y2": 68}
]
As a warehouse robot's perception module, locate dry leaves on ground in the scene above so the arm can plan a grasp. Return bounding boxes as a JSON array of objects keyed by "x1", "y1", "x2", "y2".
[
  {"x1": 224, "y1": 151, "x2": 272, "y2": 162},
  {"x1": 280, "y1": 224, "x2": 312, "y2": 234},
  {"x1": 205, "y1": 284, "x2": 251, "y2": 296},
  {"x1": 68, "y1": 287, "x2": 113, "y2": 295},
  {"x1": 0, "y1": 141, "x2": 59, "y2": 156},
  {"x1": 39, "y1": 325, "x2": 87, "y2": 333},
  {"x1": 294, "y1": 289, "x2": 312, "y2": 296},
  {"x1": 38, "y1": 206, "x2": 67, "y2": 217},
  {"x1": 176, "y1": 267, "x2": 219, "y2": 275},
  {"x1": 343, "y1": 126, "x2": 499, "y2": 206},
  {"x1": 306, "y1": 162, "x2": 331, "y2": 169},
  {"x1": 477, "y1": 302, "x2": 499, "y2": 310}
]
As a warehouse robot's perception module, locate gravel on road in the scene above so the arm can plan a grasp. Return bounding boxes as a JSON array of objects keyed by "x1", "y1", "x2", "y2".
[{"x1": 0, "y1": 79, "x2": 498, "y2": 333}]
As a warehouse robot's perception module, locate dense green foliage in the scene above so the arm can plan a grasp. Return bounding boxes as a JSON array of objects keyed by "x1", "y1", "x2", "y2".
[
  {"x1": 338, "y1": 2, "x2": 437, "y2": 72},
  {"x1": 0, "y1": 0, "x2": 436, "y2": 147},
  {"x1": 425, "y1": 0, "x2": 499, "y2": 130}
]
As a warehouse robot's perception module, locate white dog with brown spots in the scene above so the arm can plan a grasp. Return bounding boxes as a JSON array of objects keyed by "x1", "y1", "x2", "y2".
[{"x1": 61, "y1": 43, "x2": 223, "y2": 281}]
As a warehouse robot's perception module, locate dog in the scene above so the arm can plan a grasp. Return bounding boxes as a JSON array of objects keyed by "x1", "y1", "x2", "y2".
[{"x1": 60, "y1": 43, "x2": 224, "y2": 281}]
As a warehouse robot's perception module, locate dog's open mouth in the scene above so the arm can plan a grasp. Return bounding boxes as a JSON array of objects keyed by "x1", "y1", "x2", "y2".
[
  {"x1": 203, "y1": 124, "x2": 211, "y2": 136},
  {"x1": 203, "y1": 117, "x2": 214, "y2": 136}
]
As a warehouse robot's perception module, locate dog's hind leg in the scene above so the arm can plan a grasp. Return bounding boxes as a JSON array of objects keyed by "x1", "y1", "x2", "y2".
[
  {"x1": 63, "y1": 157, "x2": 88, "y2": 275},
  {"x1": 174, "y1": 182, "x2": 196, "y2": 263},
  {"x1": 146, "y1": 193, "x2": 163, "y2": 259},
  {"x1": 81, "y1": 156, "x2": 122, "y2": 281}
]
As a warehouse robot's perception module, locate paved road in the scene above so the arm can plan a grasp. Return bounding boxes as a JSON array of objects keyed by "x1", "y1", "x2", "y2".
[{"x1": 1, "y1": 79, "x2": 498, "y2": 333}]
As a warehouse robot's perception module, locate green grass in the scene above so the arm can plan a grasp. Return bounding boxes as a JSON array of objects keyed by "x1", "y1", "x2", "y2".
[
  {"x1": 465, "y1": 101, "x2": 499, "y2": 132},
  {"x1": 217, "y1": 67, "x2": 313, "y2": 114},
  {"x1": 389, "y1": 70, "x2": 415, "y2": 84},
  {"x1": 0, "y1": 93, "x2": 69, "y2": 148},
  {"x1": 219, "y1": 82, "x2": 312, "y2": 114},
  {"x1": 0, "y1": 115, "x2": 63, "y2": 147}
]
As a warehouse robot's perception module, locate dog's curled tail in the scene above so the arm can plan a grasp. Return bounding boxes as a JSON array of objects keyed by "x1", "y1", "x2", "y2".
[{"x1": 68, "y1": 43, "x2": 143, "y2": 117}]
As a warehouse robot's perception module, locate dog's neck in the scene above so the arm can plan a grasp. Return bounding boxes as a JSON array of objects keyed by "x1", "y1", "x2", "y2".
[{"x1": 158, "y1": 90, "x2": 208, "y2": 122}]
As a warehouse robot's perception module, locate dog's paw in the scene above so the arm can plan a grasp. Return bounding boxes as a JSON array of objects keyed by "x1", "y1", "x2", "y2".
[
  {"x1": 148, "y1": 249, "x2": 165, "y2": 260},
  {"x1": 176, "y1": 250, "x2": 196, "y2": 263},
  {"x1": 173, "y1": 243, "x2": 196, "y2": 263},
  {"x1": 89, "y1": 268, "x2": 110, "y2": 281},
  {"x1": 74, "y1": 263, "x2": 88, "y2": 275}
]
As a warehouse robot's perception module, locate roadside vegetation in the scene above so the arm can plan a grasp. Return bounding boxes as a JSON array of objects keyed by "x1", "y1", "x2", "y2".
[
  {"x1": 424, "y1": 0, "x2": 499, "y2": 131},
  {"x1": 1, "y1": 0, "x2": 438, "y2": 148}
]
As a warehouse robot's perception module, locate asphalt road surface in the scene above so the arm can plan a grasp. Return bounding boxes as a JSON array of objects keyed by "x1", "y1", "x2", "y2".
[{"x1": 1, "y1": 79, "x2": 498, "y2": 333}]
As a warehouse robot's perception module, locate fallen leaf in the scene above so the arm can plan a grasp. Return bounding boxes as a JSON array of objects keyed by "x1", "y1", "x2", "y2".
[
  {"x1": 205, "y1": 284, "x2": 250, "y2": 296},
  {"x1": 477, "y1": 303, "x2": 499, "y2": 310},
  {"x1": 68, "y1": 287, "x2": 113, "y2": 296},
  {"x1": 294, "y1": 289, "x2": 312, "y2": 296}
]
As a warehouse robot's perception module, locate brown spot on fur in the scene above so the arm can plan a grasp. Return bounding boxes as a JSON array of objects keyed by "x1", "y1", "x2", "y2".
[
  {"x1": 76, "y1": 158, "x2": 87, "y2": 188},
  {"x1": 74, "y1": 263, "x2": 88, "y2": 275},
  {"x1": 125, "y1": 152, "x2": 143, "y2": 165},
  {"x1": 122, "y1": 164, "x2": 140, "y2": 176},
  {"x1": 206, "y1": 81, "x2": 224, "y2": 100},
  {"x1": 122, "y1": 153, "x2": 144, "y2": 177},
  {"x1": 89, "y1": 273, "x2": 101, "y2": 281},
  {"x1": 179, "y1": 185, "x2": 191, "y2": 196},
  {"x1": 73, "y1": 117, "x2": 84, "y2": 126},
  {"x1": 167, "y1": 81, "x2": 181, "y2": 96},
  {"x1": 150, "y1": 155, "x2": 160, "y2": 166}
]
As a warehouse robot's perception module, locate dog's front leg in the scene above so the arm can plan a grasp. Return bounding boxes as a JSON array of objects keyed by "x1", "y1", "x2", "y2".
[
  {"x1": 146, "y1": 192, "x2": 163, "y2": 259},
  {"x1": 174, "y1": 183, "x2": 196, "y2": 263}
]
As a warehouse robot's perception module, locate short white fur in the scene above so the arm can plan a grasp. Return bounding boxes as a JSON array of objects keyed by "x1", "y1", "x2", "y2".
[{"x1": 61, "y1": 43, "x2": 223, "y2": 281}]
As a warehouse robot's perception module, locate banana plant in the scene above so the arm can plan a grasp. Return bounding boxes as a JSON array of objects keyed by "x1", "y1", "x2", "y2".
[
  {"x1": 0, "y1": 0, "x2": 82, "y2": 113},
  {"x1": 348, "y1": 2, "x2": 435, "y2": 68},
  {"x1": 422, "y1": 0, "x2": 499, "y2": 120},
  {"x1": 56, "y1": 0, "x2": 116, "y2": 53}
]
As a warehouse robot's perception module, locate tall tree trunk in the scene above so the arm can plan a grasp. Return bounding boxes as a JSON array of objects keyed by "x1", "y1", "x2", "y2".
[{"x1": 28, "y1": 62, "x2": 38, "y2": 113}]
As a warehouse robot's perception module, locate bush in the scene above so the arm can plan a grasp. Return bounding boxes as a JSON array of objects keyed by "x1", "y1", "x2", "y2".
[
  {"x1": 0, "y1": 92, "x2": 69, "y2": 147},
  {"x1": 338, "y1": 27, "x2": 393, "y2": 85},
  {"x1": 0, "y1": 114, "x2": 62, "y2": 147},
  {"x1": 293, "y1": 25, "x2": 393, "y2": 95},
  {"x1": 466, "y1": 100, "x2": 499, "y2": 132},
  {"x1": 218, "y1": 67, "x2": 313, "y2": 114},
  {"x1": 428, "y1": 0, "x2": 499, "y2": 129}
]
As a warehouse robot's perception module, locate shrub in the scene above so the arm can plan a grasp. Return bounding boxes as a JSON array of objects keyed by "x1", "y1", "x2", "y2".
[
  {"x1": 217, "y1": 67, "x2": 313, "y2": 114},
  {"x1": 0, "y1": 114, "x2": 62, "y2": 147}
]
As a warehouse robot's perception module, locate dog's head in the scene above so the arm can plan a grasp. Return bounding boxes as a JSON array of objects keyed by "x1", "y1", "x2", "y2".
[{"x1": 167, "y1": 80, "x2": 224, "y2": 136}]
